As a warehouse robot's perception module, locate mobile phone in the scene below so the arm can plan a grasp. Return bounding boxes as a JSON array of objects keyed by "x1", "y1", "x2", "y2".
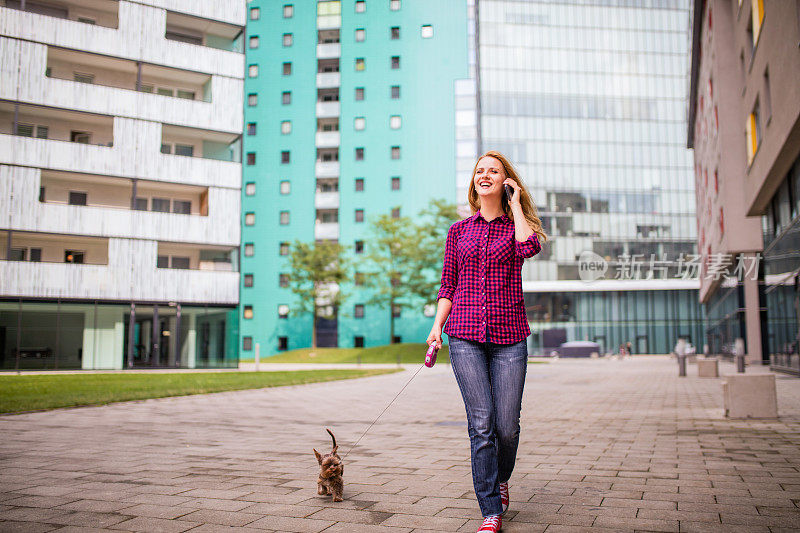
[
  {"x1": 424, "y1": 344, "x2": 439, "y2": 368},
  {"x1": 504, "y1": 184, "x2": 513, "y2": 200}
]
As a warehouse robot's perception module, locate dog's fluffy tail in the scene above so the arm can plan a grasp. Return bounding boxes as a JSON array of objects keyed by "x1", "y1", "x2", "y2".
[{"x1": 326, "y1": 428, "x2": 336, "y2": 449}]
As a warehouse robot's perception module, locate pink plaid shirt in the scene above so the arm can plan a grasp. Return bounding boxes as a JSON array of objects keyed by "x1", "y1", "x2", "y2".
[{"x1": 437, "y1": 211, "x2": 541, "y2": 344}]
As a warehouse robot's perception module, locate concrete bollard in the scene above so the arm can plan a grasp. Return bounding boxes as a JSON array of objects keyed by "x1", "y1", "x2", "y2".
[
  {"x1": 677, "y1": 353, "x2": 686, "y2": 376},
  {"x1": 255, "y1": 343, "x2": 260, "y2": 372},
  {"x1": 723, "y1": 374, "x2": 778, "y2": 418}
]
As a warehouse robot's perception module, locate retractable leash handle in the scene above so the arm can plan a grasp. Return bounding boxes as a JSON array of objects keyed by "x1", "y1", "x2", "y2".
[{"x1": 424, "y1": 343, "x2": 439, "y2": 368}]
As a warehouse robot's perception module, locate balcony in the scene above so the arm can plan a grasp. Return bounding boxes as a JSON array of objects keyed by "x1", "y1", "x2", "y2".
[
  {"x1": 0, "y1": 235, "x2": 239, "y2": 303},
  {"x1": 165, "y1": 10, "x2": 243, "y2": 53},
  {"x1": 317, "y1": 15, "x2": 341, "y2": 30},
  {"x1": 315, "y1": 192, "x2": 340, "y2": 209},
  {"x1": 316, "y1": 101, "x2": 340, "y2": 118},
  {"x1": 161, "y1": 124, "x2": 240, "y2": 162},
  {"x1": 3, "y1": 0, "x2": 119, "y2": 28},
  {"x1": 316, "y1": 43, "x2": 341, "y2": 59},
  {"x1": 0, "y1": 230, "x2": 109, "y2": 265},
  {"x1": 315, "y1": 161, "x2": 340, "y2": 178},
  {"x1": 315, "y1": 131, "x2": 340, "y2": 148},
  {"x1": 317, "y1": 72, "x2": 340, "y2": 89},
  {"x1": 157, "y1": 242, "x2": 238, "y2": 272},
  {"x1": 0, "y1": 101, "x2": 114, "y2": 147},
  {"x1": 39, "y1": 170, "x2": 209, "y2": 216},
  {"x1": 46, "y1": 46, "x2": 212, "y2": 102},
  {"x1": 315, "y1": 222, "x2": 339, "y2": 240}
]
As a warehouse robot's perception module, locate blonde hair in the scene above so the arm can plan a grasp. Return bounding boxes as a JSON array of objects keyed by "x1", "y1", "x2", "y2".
[{"x1": 468, "y1": 150, "x2": 548, "y2": 243}]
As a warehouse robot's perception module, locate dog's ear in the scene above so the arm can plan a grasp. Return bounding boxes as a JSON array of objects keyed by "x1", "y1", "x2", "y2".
[
  {"x1": 314, "y1": 448, "x2": 322, "y2": 464},
  {"x1": 331, "y1": 445, "x2": 338, "y2": 456}
]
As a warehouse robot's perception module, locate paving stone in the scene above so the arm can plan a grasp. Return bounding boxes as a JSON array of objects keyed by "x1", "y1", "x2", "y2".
[{"x1": 1, "y1": 358, "x2": 798, "y2": 532}]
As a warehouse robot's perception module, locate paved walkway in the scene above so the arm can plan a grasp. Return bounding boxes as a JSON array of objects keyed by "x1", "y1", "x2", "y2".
[{"x1": 1, "y1": 357, "x2": 799, "y2": 532}]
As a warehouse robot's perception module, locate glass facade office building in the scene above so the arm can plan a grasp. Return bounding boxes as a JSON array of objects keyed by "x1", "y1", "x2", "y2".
[{"x1": 476, "y1": 0, "x2": 705, "y2": 354}]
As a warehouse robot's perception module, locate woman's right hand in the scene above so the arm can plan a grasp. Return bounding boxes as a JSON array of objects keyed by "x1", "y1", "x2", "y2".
[{"x1": 427, "y1": 324, "x2": 443, "y2": 350}]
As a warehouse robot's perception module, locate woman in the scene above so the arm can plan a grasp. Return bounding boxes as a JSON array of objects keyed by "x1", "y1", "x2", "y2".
[{"x1": 427, "y1": 151, "x2": 547, "y2": 533}]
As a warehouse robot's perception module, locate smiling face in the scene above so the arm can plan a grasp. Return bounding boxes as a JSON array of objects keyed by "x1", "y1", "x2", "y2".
[{"x1": 473, "y1": 156, "x2": 506, "y2": 199}]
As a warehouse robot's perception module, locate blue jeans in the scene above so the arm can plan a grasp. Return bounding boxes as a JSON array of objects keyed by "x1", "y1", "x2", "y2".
[{"x1": 448, "y1": 335, "x2": 528, "y2": 517}]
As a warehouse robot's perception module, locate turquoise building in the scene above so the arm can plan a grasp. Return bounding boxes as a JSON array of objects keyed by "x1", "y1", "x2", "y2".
[{"x1": 241, "y1": 0, "x2": 469, "y2": 355}]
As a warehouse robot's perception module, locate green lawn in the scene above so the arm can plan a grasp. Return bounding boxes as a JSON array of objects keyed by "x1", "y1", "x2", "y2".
[
  {"x1": 252, "y1": 342, "x2": 451, "y2": 365},
  {"x1": 0, "y1": 369, "x2": 399, "y2": 414}
]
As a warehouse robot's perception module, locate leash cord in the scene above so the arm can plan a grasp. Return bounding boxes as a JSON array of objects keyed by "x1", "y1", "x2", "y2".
[{"x1": 342, "y1": 363, "x2": 426, "y2": 459}]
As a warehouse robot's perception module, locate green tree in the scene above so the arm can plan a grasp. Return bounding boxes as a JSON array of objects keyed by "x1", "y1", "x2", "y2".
[
  {"x1": 406, "y1": 198, "x2": 461, "y2": 307},
  {"x1": 362, "y1": 212, "x2": 417, "y2": 343},
  {"x1": 286, "y1": 240, "x2": 350, "y2": 348}
]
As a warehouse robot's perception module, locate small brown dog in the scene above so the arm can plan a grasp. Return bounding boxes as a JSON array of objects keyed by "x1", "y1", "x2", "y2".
[{"x1": 314, "y1": 428, "x2": 344, "y2": 502}]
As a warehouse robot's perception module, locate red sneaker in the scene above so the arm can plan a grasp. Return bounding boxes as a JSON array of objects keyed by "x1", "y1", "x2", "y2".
[
  {"x1": 499, "y1": 481, "x2": 509, "y2": 514},
  {"x1": 477, "y1": 514, "x2": 501, "y2": 532}
]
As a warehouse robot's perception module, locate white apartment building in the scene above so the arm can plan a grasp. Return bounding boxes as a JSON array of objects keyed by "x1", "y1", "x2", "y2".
[{"x1": 0, "y1": 0, "x2": 244, "y2": 369}]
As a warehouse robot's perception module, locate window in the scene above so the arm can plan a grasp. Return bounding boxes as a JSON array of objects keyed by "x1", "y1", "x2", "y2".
[
  {"x1": 355, "y1": 240, "x2": 364, "y2": 254},
  {"x1": 391, "y1": 146, "x2": 400, "y2": 159},
  {"x1": 15, "y1": 124, "x2": 33, "y2": 137},
  {"x1": 244, "y1": 243, "x2": 254, "y2": 257},
  {"x1": 318, "y1": 0, "x2": 341, "y2": 15},
  {"x1": 390, "y1": 0, "x2": 400, "y2": 10},
  {"x1": 391, "y1": 56, "x2": 400, "y2": 69},
  {"x1": 355, "y1": 1, "x2": 366, "y2": 12},
  {"x1": 245, "y1": 182, "x2": 256, "y2": 196},
  {"x1": 354, "y1": 304, "x2": 365, "y2": 318},
  {"x1": 421, "y1": 24, "x2": 433, "y2": 38},
  {"x1": 280, "y1": 211, "x2": 290, "y2": 225},
  {"x1": 390, "y1": 115, "x2": 401, "y2": 129},
  {"x1": 246, "y1": 122, "x2": 257, "y2": 136},
  {"x1": 35, "y1": 125, "x2": 48, "y2": 139},
  {"x1": 745, "y1": 100, "x2": 761, "y2": 166},
  {"x1": 157, "y1": 88, "x2": 173, "y2": 97},
  {"x1": 71, "y1": 131, "x2": 91, "y2": 144},
  {"x1": 249, "y1": 36, "x2": 259, "y2": 49},
  {"x1": 283, "y1": 33, "x2": 293, "y2": 47},
  {"x1": 355, "y1": 147, "x2": 364, "y2": 161},
  {"x1": 39, "y1": 187, "x2": 45, "y2": 202},
  {"x1": 392, "y1": 336, "x2": 401, "y2": 343},
  {"x1": 391, "y1": 207, "x2": 400, "y2": 218},
  {"x1": 764, "y1": 68, "x2": 772, "y2": 122},
  {"x1": 173, "y1": 200, "x2": 191, "y2": 214},
  {"x1": 248, "y1": 93, "x2": 258, "y2": 106},
  {"x1": 355, "y1": 209, "x2": 364, "y2": 222},
  {"x1": 247, "y1": 152, "x2": 256, "y2": 165},
  {"x1": 283, "y1": 62, "x2": 292, "y2": 75},
  {"x1": 354, "y1": 336, "x2": 364, "y2": 348},
  {"x1": 279, "y1": 273, "x2": 289, "y2": 287},
  {"x1": 391, "y1": 85, "x2": 400, "y2": 99},
  {"x1": 73, "y1": 72, "x2": 94, "y2": 84},
  {"x1": 355, "y1": 58, "x2": 365, "y2": 71},
  {"x1": 280, "y1": 181, "x2": 291, "y2": 194},
  {"x1": 77, "y1": 17, "x2": 95, "y2": 24},
  {"x1": 390, "y1": 27, "x2": 400, "y2": 40},
  {"x1": 281, "y1": 121, "x2": 292, "y2": 134},
  {"x1": 355, "y1": 178, "x2": 364, "y2": 191},
  {"x1": 248, "y1": 64, "x2": 258, "y2": 78},
  {"x1": 354, "y1": 117, "x2": 366, "y2": 131},
  {"x1": 278, "y1": 305, "x2": 289, "y2": 319},
  {"x1": 64, "y1": 250, "x2": 85, "y2": 264},
  {"x1": 279, "y1": 242, "x2": 289, "y2": 255},
  {"x1": 392, "y1": 304, "x2": 401, "y2": 318},
  {"x1": 68, "y1": 191, "x2": 87, "y2": 206},
  {"x1": 250, "y1": 7, "x2": 259, "y2": 20},
  {"x1": 751, "y1": 0, "x2": 764, "y2": 45},
  {"x1": 171, "y1": 256, "x2": 189, "y2": 269},
  {"x1": 245, "y1": 212, "x2": 255, "y2": 225},
  {"x1": 283, "y1": 4, "x2": 293, "y2": 18},
  {"x1": 244, "y1": 274, "x2": 254, "y2": 288},
  {"x1": 355, "y1": 28, "x2": 365, "y2": 42},
  {"x1": 391, "y1": 176, "x2": 400, "y2": 190},
  {"x1": 278, "y1": 336, "x2": 288, "y2": 350},
  {"x1": 175, "y1": 144, "x2": 194, "y2": 157},
  {"x1": 244, "y1": 306, "x2": 254, "y2": 319},
  {"x1": 282, "y1": 91, "x2": 291, "y2": 105},
  {"x1": 355, "y1": 87, "x2": 365, "y2": 100},
  {"x1": 243, "y1": 337, "x2": 253, "y2": 351},
  {"x1": 355, "y1": 272, "x2": 365, "y2": 286},
  {"x1": 281, "y1": 151, "x2": 291, "y2": 164}
]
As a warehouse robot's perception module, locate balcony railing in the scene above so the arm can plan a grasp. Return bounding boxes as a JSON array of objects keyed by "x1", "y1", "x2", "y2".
[
  {"x1": 317, "y1": 72, "x2": 340, "y2": 89},
  {"x1": 165, "y1": 11, "x2": 243, "y2": 53},
  {"x1": 1, "y1": 101, "x2": 115, "y2": 147},
  {"x1": 3, "y1": 0, "x2": 120, "y2": 28}
]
